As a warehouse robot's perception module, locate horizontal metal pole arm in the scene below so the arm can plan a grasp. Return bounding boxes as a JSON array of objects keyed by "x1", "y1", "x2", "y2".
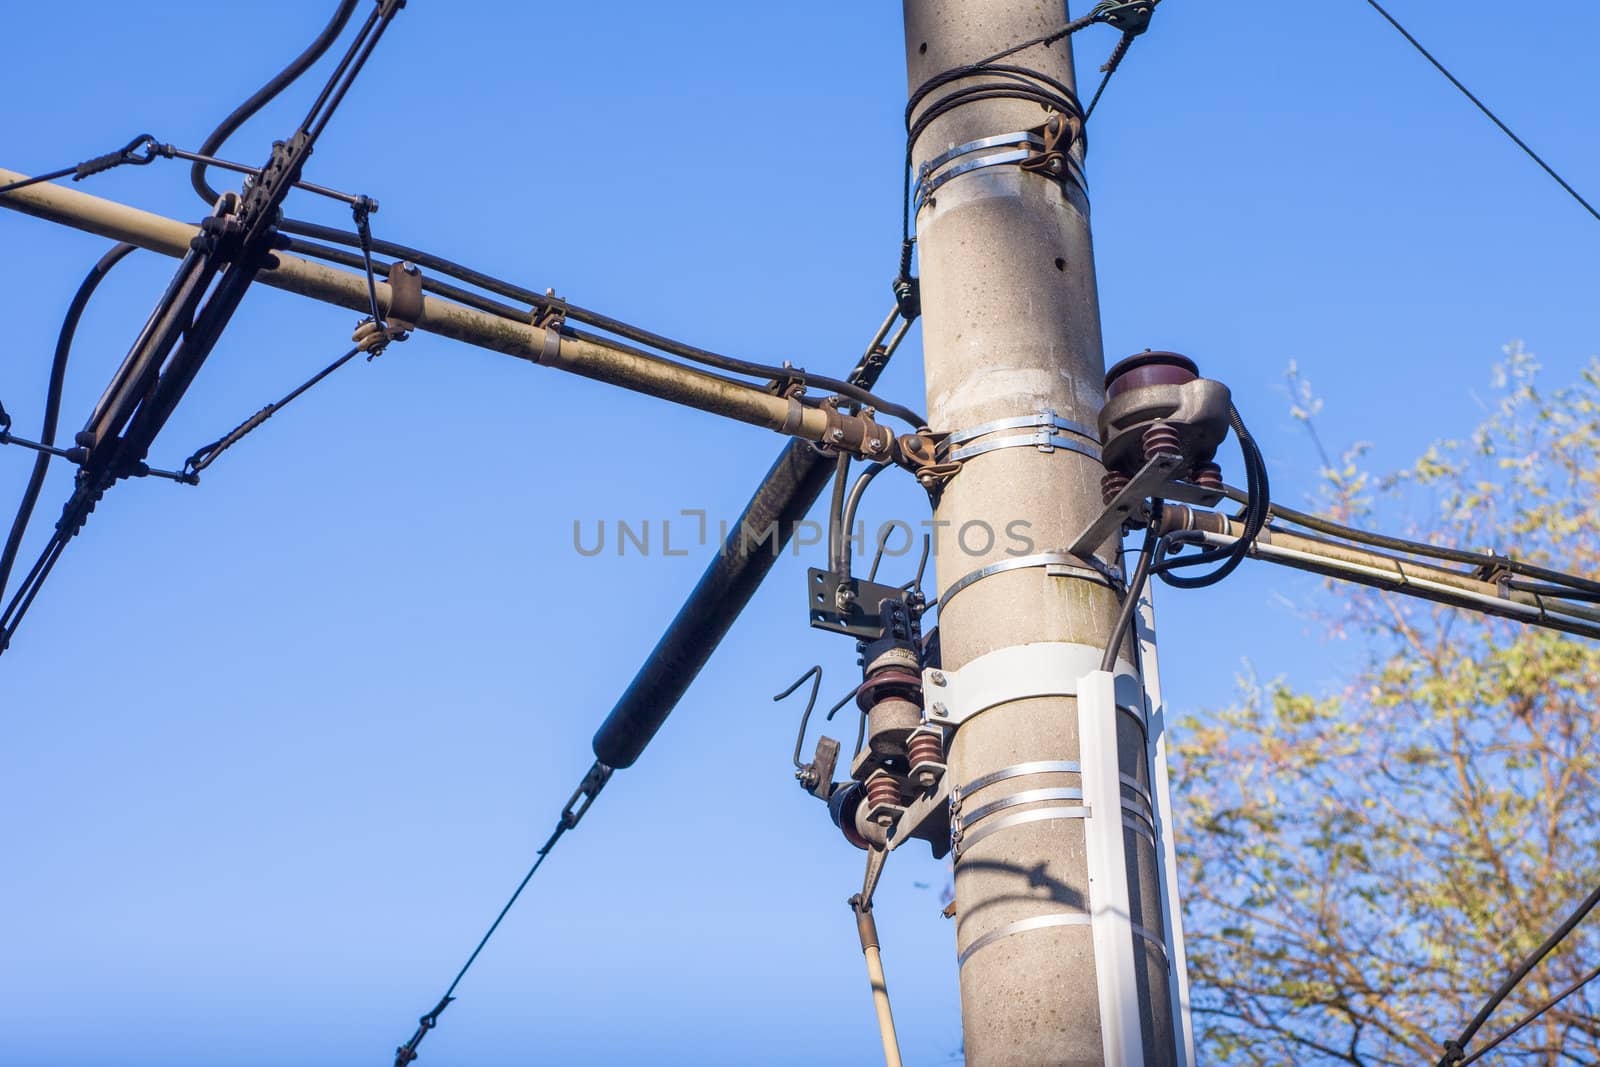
[
  {"x1": 1170, "y1": 506, "x2": 1600, "y2": 641},
  {"x1": 0, "y1": 166, "x2": 842, "y2": 446}
]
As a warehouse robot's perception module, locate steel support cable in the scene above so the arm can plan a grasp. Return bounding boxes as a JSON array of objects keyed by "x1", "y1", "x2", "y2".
[
  {"x1": 279, "y1": 242, "x2": 842, "y2": 408},
  {"x1": 181, "y1": 344, "x2": 364, "y2": 477},
  {"x1": 190, "y1": 0, "x2": 361, "y2": 205},
  {"x1": 0, "y1": 135, "x2": 165, "y2": 197},
  {"x1": 277, "y1": 225, "x2": 928, "y2": 427},
  {"x1": 392, "y1": 762, "x2": 612, "y2": 1067},
  {"x1": 1437, "y1": 880, "x2": 1600, "y2": 1065},
  {"x1": 1359, "y1": 0, "x2": 1600, "y2": 224},
  {"x1": 0, "y1": 242, "x2": 136, "y2": 605}
]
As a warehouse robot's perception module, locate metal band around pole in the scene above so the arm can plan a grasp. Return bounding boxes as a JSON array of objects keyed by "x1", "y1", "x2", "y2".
[
  {"x1": 957, "y1": 913, "x2": 1171, "y2": 969},
  {"x1": 952, "y1": 804, "x2": 1090, "y2": 859},
  {"x1": 939, "y1": 552, "x2": 1117, "y2": 612}
]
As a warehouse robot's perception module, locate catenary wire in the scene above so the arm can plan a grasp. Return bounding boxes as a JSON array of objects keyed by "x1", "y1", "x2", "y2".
[{"x1": 1359, "y1": 0, "x2": 1600, "y2": 223}]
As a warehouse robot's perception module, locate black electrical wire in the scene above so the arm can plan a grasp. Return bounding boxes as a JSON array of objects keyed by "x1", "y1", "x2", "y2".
[
  {"x1": 276, "y1": 228, "x2": 928, "y2": 428},
  {"x1": 1155, "y1": 404, "x2": 1270, "y2": 588},
  {"x1": 1360, "y1": 0, "x2": 1600, "y2": 224},
  {"x1": 190, "y1": 0, "x2": 360, "y2": 205},
  {"x1": 1458, "y1": 963, "x2": 1600, "y2": 1066},
  {"x1": 1437, "y1": 880, "x2": 1600, "y2": 1066},
  {"x1": 827, "y1": 452, "x2": 852, "y2": 576},
  {"x1": 1102, "y1": 519, "x2": 1160, "y2": 672},
  {"x1": 0, "y1": 242, "x2": 136, "y2": 609},
  {"x1": 836, "y1": 461, "x2": 893, "y2": 579},
  {"x1": 902, "y1": 64, "x2": 1084, "y2": 252}
]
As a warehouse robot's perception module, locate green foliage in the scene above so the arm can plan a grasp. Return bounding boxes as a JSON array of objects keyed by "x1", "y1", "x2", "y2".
[{"x1": 1176, "y1": 349, "x2": 1600, "y2": 1065}]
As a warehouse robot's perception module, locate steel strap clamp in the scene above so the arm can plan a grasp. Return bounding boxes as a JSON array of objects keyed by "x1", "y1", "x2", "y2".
[
  {"x1": 384, "y1": 260, "x2": 423, "y2": 336},
  {"x1": 936, "y1": 409, "x2": 1103, "y2": 464},
  {"x1": 531, "y1": 287, "x2": 567, "y2": 364}
]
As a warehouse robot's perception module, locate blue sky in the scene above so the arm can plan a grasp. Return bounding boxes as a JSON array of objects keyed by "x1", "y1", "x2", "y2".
[{"x1": 1, "y1": 3, "x2": 1596, "y2": 1064}]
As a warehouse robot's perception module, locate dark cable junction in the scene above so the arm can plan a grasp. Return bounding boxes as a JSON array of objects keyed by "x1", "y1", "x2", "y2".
[{"x1": 0, "y1": 0, "x2": 409, "y2": 653}]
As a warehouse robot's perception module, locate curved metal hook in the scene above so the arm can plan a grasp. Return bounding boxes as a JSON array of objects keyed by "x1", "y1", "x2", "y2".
[{"x1": 774, "y1": 665, "x2": 823, "y2": 770}]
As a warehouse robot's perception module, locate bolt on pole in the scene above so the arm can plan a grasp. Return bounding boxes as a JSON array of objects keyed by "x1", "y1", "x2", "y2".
[{"x1": 901, "y1": 2, "x2": 1180, "y2": 1063}]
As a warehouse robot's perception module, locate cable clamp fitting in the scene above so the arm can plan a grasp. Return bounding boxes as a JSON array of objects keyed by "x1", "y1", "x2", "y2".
[
  {"x1": 558, "y1": 761, "x2": 613, "y2": 832},
  {"x1": 352, "y1": 260, "x2": 421, "y2": 357},
  {"x1": 1092, "y1": 0, "x2": 1155, "y2": 36},
  {"x1": 74, "y1": 133, "x2": 162, "y2": 181}
]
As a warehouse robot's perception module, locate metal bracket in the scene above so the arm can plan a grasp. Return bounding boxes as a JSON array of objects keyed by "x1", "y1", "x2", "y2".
[
  {"x1": 1069, "y1": 451, "x2": 1185, "y2": 557},
  {"x1": 922, "y1": 642, "x2": 1140, "y2": 728},
  {"x1": 888, "y1": 768, "x2": 952, "y2": 860},
  {"x1": 1078, "y1": 668, "x2": 1147, "y2": 1066}
]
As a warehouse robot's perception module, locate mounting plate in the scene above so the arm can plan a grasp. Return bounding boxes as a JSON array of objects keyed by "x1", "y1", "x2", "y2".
[{"x1": 807, "y1": 569, "x2": 913, "y2": 639}]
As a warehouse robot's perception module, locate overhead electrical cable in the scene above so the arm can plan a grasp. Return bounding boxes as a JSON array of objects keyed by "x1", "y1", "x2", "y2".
[
  {"x1": 277, "y1": 229, "x2": 928, "y2": 427},
  {"x1": 0, "y1": 243, "x2": 137, "y2": 607},
  {"x1": 1437, "y1": 880, "x2": 1600, "y2": 1065},
  {"x1": 1457, "y1": 963, "x2": 1600, "y2": 1065},
  {"x1": 190, "y1": 0, "x2": 361, "y2": 205},
  {"x1": 1360, "y1": 0, "x2": 1600, "y2": 223}
]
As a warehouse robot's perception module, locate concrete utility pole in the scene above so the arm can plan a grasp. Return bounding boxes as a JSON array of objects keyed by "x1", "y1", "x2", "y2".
[{"x1": 902, "y1": 3, "x2": 1179, "y2": 1063}]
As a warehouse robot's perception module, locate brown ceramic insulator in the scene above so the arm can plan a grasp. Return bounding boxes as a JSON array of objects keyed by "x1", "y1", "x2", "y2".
[
  {"x1": 1103, "y1": 350, "x2": 1199, "y2": 399},
  {"x1": 907, "y1": 731, "x2": 944, "y2": 769},
  {"x1": 865, "y1": 771, "x2": 901, "y2": 811},
  {"x1": 1100, "y1": 470, "x2": 1130, "y2": 505},
  {"x1": 1193, "y1": 462, "x2": 1223, "y2": 491},
  {"x1": 1142, "y1": 423, "x2": 1182, "y2": 461}
]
